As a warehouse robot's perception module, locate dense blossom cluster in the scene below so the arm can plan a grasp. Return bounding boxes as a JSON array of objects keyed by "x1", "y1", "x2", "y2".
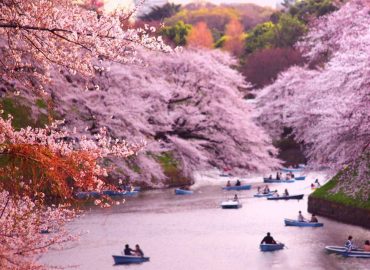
[
  {"x1": 256, "y1": 0, "x2": 370, "y2": 171},
  {"x1": 51, "y1": 49, "x2": 280, "y2": 184},
  {"x1": 0, "y1": 0, "x2": 170, "y2": 91},
  {"x1": 0, "y1": 191, "x2": 76, "y2": 270}
]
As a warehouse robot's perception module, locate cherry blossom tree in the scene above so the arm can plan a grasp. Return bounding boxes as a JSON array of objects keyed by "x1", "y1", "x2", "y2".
[
  {"x1": 49, "y1": 49, "x2": 280, "y2": 185},
  {"x1": 0, "y1": 0, "x2": 170, "y2": 92},
  {"x1": 256, "y1": 0, "x2": 370, "y2": 173}
]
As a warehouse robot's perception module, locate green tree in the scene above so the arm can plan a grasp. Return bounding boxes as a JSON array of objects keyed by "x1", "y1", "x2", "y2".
[
  {"x1": 244, "y1": 22, "x2": 275, "y2": 53},
  {"x1": 161, "y1": 21, "x2": 192, "y2": 46},
  {"x1": 139, "y1": 3, "x2": 181, "y2": 22},
  {"x1": 288, "y1": 0, "x2": 338, "y2": 22},
  {"x1": 272, "y1": 13, "x2": 307, "y2": 47}
]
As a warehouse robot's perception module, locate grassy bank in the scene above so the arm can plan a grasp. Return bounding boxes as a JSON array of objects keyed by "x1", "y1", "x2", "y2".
[{"x1": 311, "y1": 172, "x2": 370, "y2": 210}]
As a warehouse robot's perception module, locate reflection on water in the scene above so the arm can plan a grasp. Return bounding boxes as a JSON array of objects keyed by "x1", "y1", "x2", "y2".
[{"x1": 42, "y1": 172, "x2": 369, "y2": 270}]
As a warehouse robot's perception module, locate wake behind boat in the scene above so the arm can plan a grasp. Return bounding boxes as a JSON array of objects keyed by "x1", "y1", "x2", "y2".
[
  {"x1": 325, "y1": 246, "x2": 370, "y2": 258},
  {"x1": 267, "y1": 194, "x2": 304, "y2": 200},
  {"x1": 284, "y1": 218, "x2": 323, "y2": 227},
  {"x1": 112, "y1": 255, "x2": 150, "y2": 264}
]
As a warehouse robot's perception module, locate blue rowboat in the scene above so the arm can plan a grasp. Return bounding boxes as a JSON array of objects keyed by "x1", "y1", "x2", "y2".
[
  {"x1": 222, "y1": 184, "x2": 251, "y2": 191},
  {"x1": 325, "y1": 246, "x2": 370, "y2": 258},
  {"x1": 254, "y1": 192, "x2": 273, "y2": 198},
  {"x1": 294, "y1": 176, "x2": 306, "y2": 180},
  {"x1": 284, "y1": 218, "x2": 323, "y2": 227},
  {"x1": 260, "y1": 243, "x2": 285, "y2": 252},
  {"x1": 263, "y1": 178, "x2": 294, "y2": 183},
  {"x1": 281, "y1": 167, "x2": 303, "y2": 173},
  {"x1": 102, "y1": 190, "x2": 138, "y2": 196},
  {"x1": 112, "y1": 255, "x2": 150, "y2": 264},
  {"x1": 75, "y1": 191, "x2": 90, "y2": 199},
  {"x1": 220, "y1": 200, "x2": 242, "y2": 209},
  {"x1": 267, "y1": 194, "x2": 304, "y2": 200},
  {"x1": 175, "y1": 188, "x2": 193, "y2": 195},
  {"x1": 219, "y1": 173, "x2": 232, "y2": 177}
]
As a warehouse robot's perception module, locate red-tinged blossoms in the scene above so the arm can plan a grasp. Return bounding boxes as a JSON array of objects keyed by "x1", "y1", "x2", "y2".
[{"x1": 0, "y1": 0, "x2": 171, "y2": 92}]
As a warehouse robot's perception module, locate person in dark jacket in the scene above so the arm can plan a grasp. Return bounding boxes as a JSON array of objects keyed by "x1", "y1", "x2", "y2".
[
  {"x1": 261, "y1": 232, "x2": 276, "y2": 244},
  {"x1": 124, "y1": 244, "x2": 134, "y2": 255}
]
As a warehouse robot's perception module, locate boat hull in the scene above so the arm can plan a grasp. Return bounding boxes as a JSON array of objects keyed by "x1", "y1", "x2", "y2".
[
  {"x1": 112, "y1": 255, "x2": 150, "y2": 264},
  {"x1": 263, "y1": 178, "x2": 294, "y2": 183},
  {"x1": 254, "y1": 193, "x2": 273, "y2": 198},
  {"x1": 294, "y1": 176, "x2": 306, "y2": 180},
  {"x1": 267, "y1": 194, "x2": 304, "y2": 200},
  {"x1": 175, "y1": 188, "x2": 193, "y2": 195},
  {"x1": 325, "y1": 246, "x2": 370, "y2": 258},
  {"x1": 260, "y1": 243, "x2": 285, "y2": 252},
  {"x1": 222, "y1": 185, "x2": 251, "y2": 191},
  {"x1": 221, "y1": 201, "x2": 242, "y2": 209},
  {"x1": 284, "y1": 219, "x2": 323, "y2": 227}
]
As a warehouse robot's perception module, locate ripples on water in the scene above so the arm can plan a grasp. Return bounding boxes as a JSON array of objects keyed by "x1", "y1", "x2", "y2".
[{"x1": 42, "y1": 171, "x2": 369, "y2": 270}]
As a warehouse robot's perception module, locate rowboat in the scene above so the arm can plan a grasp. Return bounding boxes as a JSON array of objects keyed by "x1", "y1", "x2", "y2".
[
  {"x1": 284, "y1": 218, "x2": 323, "y2": 227},
  {"x1": 263, "y1": 178, "x2": 295, "y2": 183},
  {"x1": 298, "y1": 164, "x2": 306, "y2": 168},
  {"x1": 254, "y1": 192, "x2": 273, "y2": 198},
  {"x1": 325, "y1": 246, "x2": 370, "y2": 258},
  {"x1": 112, "y1": 255, "x2": 150, "y2": 264},
  {"x1": 260, "y1": 243, "x2": 285, "y2": 252},
  {"x1": 175, "y1": 188, "x2": 193, "y2": 195},
  {"x1": 267, "y1": 194, "x2": 304, "y2": 200},
  {"x1": 222, "y1": 184, "x2": 251, "y2": 191},
  {"x1": 219, "y1": 173, "x2": 232, "y2": 177},
  {"x1": 220, "y1": 200, "x2": 242, "y2": 209},
  {"x1": 294, "y1": 176, "x2": 306, "y2": 180},
  {"x1": 281, "y1": 167, "x2": 303, "y2": 173},
  {"x1": 102, "y1": 190, "x2": 139, "y2": 196}
]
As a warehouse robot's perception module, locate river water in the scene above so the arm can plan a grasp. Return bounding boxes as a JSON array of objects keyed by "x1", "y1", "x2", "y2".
[{"x1": 42, "y1": 171, "x2": 369, "y2": 270}]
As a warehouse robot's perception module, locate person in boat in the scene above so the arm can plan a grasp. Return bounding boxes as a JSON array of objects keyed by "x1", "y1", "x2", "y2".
[
  {"x1": 235, "y1": 179, "x2": 241, "y2": 186},
  {"x1": 268, "y1": 175, "x2": 272, "y2": 180},
  {"x1": 233, "y1": 194, "x2": 239, "y2": 201},
  {"x1": 124, "y1": 244, "x2": 134, "y2": 255},
  {"x1": 276, "y1": 172, "x2": 280, "y2": 180},
  {"x1": 363, "y1": 240, "x2": 370, "y2": 252},
  {"x1": 311, "y1": 183, "x2": 315, "y2": 189},
  {"x1": 283, "y1": 189, "x2": 289, "y2": 196},
  {"x1": 257, "y1": 186, "x2": 261, "y2": 194},
  {"x1": 272, "y1": 190, "x2": 279, "y2": 197},
  {"x1": 298, "y1": 211, "x2": 305, "y2": 222},
  {"x1": 345, "y1": 236, "x2": 354, "y2": 252},
  {"x1": 310, "y1": 214, "x2": 318, "y2": 223},
  {"x1": 315, "y1": 179, "x2": 321, "y2": 187},
  {"x1": 263, "y1": 185, "x2": 270, "y2": 194},
  {"x1": 226, "y1": 180, "x2": 231, "y2": 187},
  {"x1": 134, "y1": 244, "x2": 144, "y2": 257},
  {"x1": 291, "y1": 173, "x2": 295, "y2": 178},
  {"x1": 261, "y1": 232, "x2": 277, "y2": 244}
]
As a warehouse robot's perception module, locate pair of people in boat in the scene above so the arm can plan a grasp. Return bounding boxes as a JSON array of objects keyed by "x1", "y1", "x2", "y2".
[
  {"x1": 261, "y1": 232, "x2": 277, "y2": 244},
  {"x1": 257, "y1": 185, "x2": 270, "y2": 194},
  {"x1": 226, "y1": 180, "x2": 241, "y2": 187},
  {"x1": 345, "y1": 236, "x2": 370, "y2": 252},
  {"x1": 298, "y1": 211, "x2": 318, "y2": 223},
  {"x1": 124, "y1": 244, "x2": 144, "y2": 257}
]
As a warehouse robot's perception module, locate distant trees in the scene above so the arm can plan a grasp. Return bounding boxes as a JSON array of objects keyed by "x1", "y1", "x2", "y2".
[
  {"x1": 139, "y1": 3, "x2": 181, "y2": 22},
  {"x1": 161, "y1": 21, "x2": 192, "y2": 46},
  {"x1": 187, "y1": 22, "x2": 214, "y2": 48},
  {"x1": 223, "y1": 19, "x2": 245, "y2": 56},
  {"x1": 242, "y1": 47, "x2": 304, "y2": 88},
  {"x1": 285, "y1": 0, "x2": 338, "y2": 22}
]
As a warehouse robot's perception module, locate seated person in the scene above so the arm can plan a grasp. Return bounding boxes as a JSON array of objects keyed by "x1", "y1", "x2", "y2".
[
  {"x1": 235, "y1": 180, "x2": 241, "y2": 186},
  {"x1": 233, "y1": 194, "x2": 239, "y2": 201},
  {"x1": 363, "y1": 240, "x2": 370, "y2": 251},
  {"x1": 298, "y1": 211, "x2": 305, "y2": 222},
  {"x1": 310, "y1": 214, "x2": 318, "y2": 223},
  {"x1": 268, "y1": 175, "x2": 272, "y2": 180},
  {"x1": 134, "y1": 244, "x2": 144, "y2": 257},
  {"x1": 124, "y1": 244, "x2": 134, "y2": 255},
  {"x1": 283, "y1": 189, "x2": 289, "y2": 196},
  {"x1": 226, "y1": 180, "x2": 231, "y2": 187},
  {"x1": 345, "y1": 236, "x2": 354, "y2": 252},
  {"x1": 261, "y1": 232, "x2": 276, "y2": 244}
]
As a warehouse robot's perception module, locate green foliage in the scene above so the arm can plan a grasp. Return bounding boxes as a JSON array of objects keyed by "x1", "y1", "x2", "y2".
[
  {"x1": 287, "y1": 0, "x2": 338, "y2": 22},
  {"x1": 139, "y1": 3, "x2": 181, "y2": 22},
  {"x1": 245, "y1": 14, "x2": 306, "y2": 54},
  {"x1": 155, "y1": 152, "x2": 178, "y2": 174},
  {"x1": 312, "y1": 172, "x2": 370, "y2": 210},
  {"x1": 161, "y1": 20, "x2": 192, "y2": 46},
  {"x1": 1, "y1": 98, "x2": 34, "y2": 130},
  {"x1": 215, "y1": 35, "x2": 228, "y2": 48},
  {"x1": 36, "y1": 98, "x2": 47, "y2": 109}
]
